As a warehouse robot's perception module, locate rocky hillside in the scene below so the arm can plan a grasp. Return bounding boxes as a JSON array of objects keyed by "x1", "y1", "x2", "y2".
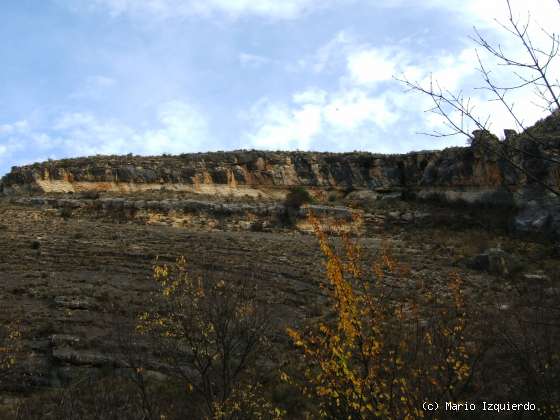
[
  {"x1": 1, "y1": 118, "x2": 559, "y2": 416},
  {"x1": 1, "y1": 175, "x2": 559, "y2": 415},
  {"x1": 2, "y1": 128, "x2": 559, "y2": 206}
]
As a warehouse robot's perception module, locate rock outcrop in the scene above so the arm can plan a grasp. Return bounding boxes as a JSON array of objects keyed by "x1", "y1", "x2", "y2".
[
  {"x1": 2, "y1": 115, "x2": 559, "y2": 238},
  {"x1": 8, "y1": 196, "x2": 365, "y2": 235},
  {"x1": 2, "y1": 129, "x2": 558, "y2": 204}
]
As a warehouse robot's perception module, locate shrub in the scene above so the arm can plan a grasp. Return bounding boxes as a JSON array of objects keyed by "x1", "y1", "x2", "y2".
[
  {"x1": 136, "y1": 257, "x2": 283, "y2": 419},
  {"x1": 285, "y1": 213, "x2": 476, "y2": 419},
  {"x1": 327, "y1": 191, "x2": 339, "y2": 203},
  {"x1": 284, "y1": 187, "x2": 314, "y2": 210},
  {"x1": 280, "y1": 187, "x2": 314, "y2": 227}
]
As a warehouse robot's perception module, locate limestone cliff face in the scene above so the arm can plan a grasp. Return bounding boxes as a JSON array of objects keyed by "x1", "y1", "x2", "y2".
[
  {"x1": 1, "y1": 150, "x2": 425, "y2": 193},
  {"x1": 1, "y1": 129, "x2": 559, "y2": 204}
]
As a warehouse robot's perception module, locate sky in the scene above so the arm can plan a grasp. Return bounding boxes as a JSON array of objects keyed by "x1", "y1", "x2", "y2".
[{"x1": 1, "y1": 0, "x2": 559, "y2": 175}]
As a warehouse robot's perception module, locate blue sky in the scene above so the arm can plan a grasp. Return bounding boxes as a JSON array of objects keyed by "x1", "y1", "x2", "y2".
[{"x1": 1, "y1": 0, "x2": 559, "y2": 175}]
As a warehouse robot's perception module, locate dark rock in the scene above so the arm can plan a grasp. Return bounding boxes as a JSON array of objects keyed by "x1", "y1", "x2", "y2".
[
  {"x1": 504, "y1": 129, "x2": 517, "y2": 140},
  {"x1": 514, "y1": 203, "x2": 560, "y2": 238},
  {"x1": 467, "y1": 248, "x2": 519, "y2": 276},
  {"x1": 52, "y1": 348, "x2": 118, "y2": 367},
  {"x1": 467, "y1": 253, "x2": 490, "y2": 271},
  {"x1": 50, "y1": 334, "x2": 81, "y2": 347},
  {"x1": 401, "y1": 212, "x2": 414, "y2": 222}
]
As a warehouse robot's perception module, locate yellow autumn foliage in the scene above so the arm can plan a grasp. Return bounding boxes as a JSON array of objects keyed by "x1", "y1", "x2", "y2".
[
  {"x1": 287, "y1": 212, "x2": 474, "y2": 419},
  {"x1": 137, "y1": 256, "x2": 283, "y2": 420}
]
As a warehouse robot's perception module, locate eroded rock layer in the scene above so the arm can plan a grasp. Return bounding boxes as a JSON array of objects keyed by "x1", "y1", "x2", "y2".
[
  {"x1": 0, "y1": 143, "x2": 557, "y2": 201},
  {"x1": 2, "y1": 121, "x2": 559, "y2": 208}
]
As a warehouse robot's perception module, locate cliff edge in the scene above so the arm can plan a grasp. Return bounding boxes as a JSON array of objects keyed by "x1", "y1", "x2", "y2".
[{"x1": 2, "y1": 127, "x2": 559, "y2": 207}]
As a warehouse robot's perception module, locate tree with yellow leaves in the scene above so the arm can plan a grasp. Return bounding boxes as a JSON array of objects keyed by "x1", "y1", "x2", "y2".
[
  {"x1": 286, "y1": 212, "x2": 476, "y2": 419},
  {"x1": 137, "y1": 257, "x2": 283, "y2": 419}
]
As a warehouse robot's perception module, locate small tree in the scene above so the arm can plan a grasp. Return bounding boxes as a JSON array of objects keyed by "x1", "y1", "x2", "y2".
[
  {"x1": 285, "y1": 187, "x2": 314, "y2": 210},
  {"x1": 137, "y1": 257, "x2": 282, "y2": 419},
  {"x1": 281, "y1": 187, "x2": 314, "y2": 227},
  {"x1": 286, "y1": 213, "x2": 477, "y2": 419}
]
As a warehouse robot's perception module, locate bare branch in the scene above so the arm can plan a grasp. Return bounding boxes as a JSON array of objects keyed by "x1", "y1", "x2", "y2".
[{"x1": 395, "y1": 73, "x2": 560, "y2": 196}]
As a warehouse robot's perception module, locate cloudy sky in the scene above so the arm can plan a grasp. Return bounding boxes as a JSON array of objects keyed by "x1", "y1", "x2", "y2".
[{"x1": 1, "y1": 0, "x2": 559, "y2": 175}]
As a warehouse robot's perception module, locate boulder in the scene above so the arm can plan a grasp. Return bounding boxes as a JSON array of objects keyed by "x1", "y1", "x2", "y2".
[
  {"x1": 50, "y1": 334, "x2": 81, "y2": 347},
  {"x1": 52, "y1": 348, "x2": 118, "y2": 367},
  {"x1": 514, "y1": 205, "x2": 550, "y2": 232},
  {"x1": 401, "y1": 212, "x2": 414, "y2": 222},
  {"x1": 467, "y1": 248, "x2": 519, "y2": 276},
  {"x1": 514, "y1": 202, "x2": 560, "y2": 239}
]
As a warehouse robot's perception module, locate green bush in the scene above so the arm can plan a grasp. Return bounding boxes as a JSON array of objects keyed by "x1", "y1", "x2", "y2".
[
  {"x1": 327, "y1": 191, "x2": 339, "y2": 203},
  {"x1": 284, "y1": 187, "x2": 313, "y2": 210},
  {"x1": 279, "y1": 187, "x2": 314, "y2": 227}
]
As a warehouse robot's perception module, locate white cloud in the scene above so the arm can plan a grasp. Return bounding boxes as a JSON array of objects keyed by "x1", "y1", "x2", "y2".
[
  {"x1": 292, "y1": 89, "x2": 327, "y2": 105},
  {"x1": 243, "y1": 28, "x2": 481, "y2": 152},
  {"x1": 243, "y1": 98, "x2": 323, "y2": 150},
  {"x1": 141, "y1": 100, "x2": 210, "y2": 154},
  {"x1": 71, "y1": 0, "x2": 340, "y2": 20},
  {"x1": 71, "y1": 0, "x2": 559, "y2": 24},
  {"x1": 18, "y1": 0, "x2": 560, "y2": 165},
  {"x1": 243, "y1": 84, "x2": 399, "y2": 151},
  {"x1": 324, "y1": 90, "x2": 398, "y2": 130},
  {"x1": 347, "y1": 48, "x2": 403, "y2": 86},
  {"x1": 69, "y1": 75, "x2": 117, "y2": 101},
  {"x1": 0, "y1": 120, "x2": 30, "y2": 135},
  {"x1": 371, "y1": 0, "x2": 560, "y2": 30},
  {"x1": 239, "y1": 53, "x2": 271, "y2": 68},
  {"x1": 242, "y1": 41, "x2": 407, "y2": 151},
  {"x1": 420, "y1": 0, "x2": 560, "y2": 97},
  {"x1": 89, "y1": 75, "x2": 116, "y2": 87},
  {"x1": 311, "y1": 31, "x2": 355, "y2": 73},
  {"x1": 284, "y1": 31, "x2": 361, "y2": 74},
  {"x1": 448, "y1": 0, "x2": 560, "y2": 33},
  {"x1": 0, "y1": 100, "x2": 212, "y2": 170},
  {"x1": 51, "y1": 112, "x2": 137, "y2": 156},
  {"x1": 243, "y1": 18, "x2": 555, "y2": 153}
]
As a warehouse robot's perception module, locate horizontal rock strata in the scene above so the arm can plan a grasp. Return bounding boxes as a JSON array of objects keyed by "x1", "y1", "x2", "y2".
[{"x1": 2, "y1": 129, "x2": 559, "y2": 206}]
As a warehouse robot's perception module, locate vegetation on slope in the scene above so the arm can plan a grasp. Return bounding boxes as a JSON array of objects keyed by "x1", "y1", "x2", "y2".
[{"x1": 3, "y1": 210, "x2": 559, "y2": 419}]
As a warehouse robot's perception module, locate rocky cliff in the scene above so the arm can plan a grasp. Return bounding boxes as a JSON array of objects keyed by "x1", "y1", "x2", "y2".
[
  {"x1": 2, "y1": 117, "x2": 559, "y2": 207},
  {"x1": 1, "y1": 120, "x2": 560, "y2": 411}
]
